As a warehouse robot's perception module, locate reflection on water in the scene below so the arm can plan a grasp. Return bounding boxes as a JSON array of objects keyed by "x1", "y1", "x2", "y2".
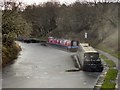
[{"x1": 2, "y1": 41, "x2": 101, "y2": 88}]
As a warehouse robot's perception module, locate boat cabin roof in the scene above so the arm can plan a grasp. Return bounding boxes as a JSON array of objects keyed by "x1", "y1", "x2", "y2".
[{"x1": 79, "y1": 43, "x2": 98, "y2": 53}]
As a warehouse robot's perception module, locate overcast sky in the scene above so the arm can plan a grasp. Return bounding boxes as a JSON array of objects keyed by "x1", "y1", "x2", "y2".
[
  {"x1": 16, "y1": 0, "x2": 119, "y2": 5},
  {"x1": 17, "y1": 0, "x2": 82, "y2": 5}
]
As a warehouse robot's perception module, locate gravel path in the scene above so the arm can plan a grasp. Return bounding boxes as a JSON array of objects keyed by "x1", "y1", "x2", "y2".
[{"x1": 96, "y1": 49, "x2": 118, "y2": 68}]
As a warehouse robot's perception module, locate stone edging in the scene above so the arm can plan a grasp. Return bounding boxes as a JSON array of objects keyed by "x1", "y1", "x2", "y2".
[
  {"x1": 94, "y1": 59, "x2": 118, "y2": 90},
  {"x1": 93, "y1": 59, "x2": 108, "y2": 90}
]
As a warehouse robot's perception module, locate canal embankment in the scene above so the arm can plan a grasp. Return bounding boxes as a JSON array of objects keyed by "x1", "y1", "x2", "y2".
[
  {"x1": 2, "y1": 41, "x2": 21, "y2": 67},
  {"x1": 94, "y1": 51, "x2": 119, "y2": 90}
]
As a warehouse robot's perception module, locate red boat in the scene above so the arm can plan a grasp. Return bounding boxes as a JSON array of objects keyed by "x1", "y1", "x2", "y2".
[{"x1": 47, "y1": 37, "x2": 79, "y2": 52}]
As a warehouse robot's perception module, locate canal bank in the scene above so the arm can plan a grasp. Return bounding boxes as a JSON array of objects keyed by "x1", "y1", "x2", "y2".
[
  {"x1": 94, "y1": 50, "x2": 119, "y2": 89},
  {"x1": 2, "y1": 41, "x2": 21, "y2": 67},
  {"x1": 2, "y1": 41, "x2": 101, "y2": 88}
]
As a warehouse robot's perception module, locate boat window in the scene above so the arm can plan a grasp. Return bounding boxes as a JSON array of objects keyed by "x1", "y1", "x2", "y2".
[
  {"x1": 84, "y1": 53, "x2": 99, "y2": 60},
  {"x1": 58, "y1": 40, "x2": 60, "y2": 44},
  {"x1": 73, "y1": 41, "x2": 77, "y2": 46},
  {"x1": 67, "y1": 42, "x2": 69, "y2": 45}
]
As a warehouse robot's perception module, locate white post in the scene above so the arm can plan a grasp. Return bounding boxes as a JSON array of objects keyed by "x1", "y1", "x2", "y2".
[{"x1": 85, "y1": 32, "x2": 88, "y2": 43}]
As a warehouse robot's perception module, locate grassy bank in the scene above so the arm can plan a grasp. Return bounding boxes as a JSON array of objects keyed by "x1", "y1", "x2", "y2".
[
  {"x1": 100, "y1": 57, "x2": 118, "y2": 89},
  {"x1": 2, "y1": 42, "x2": 21, "y2": 67},
  {"x1": 96, "y1": 46, "x2": 120, "y2": 59},
  {"x1": 104, "y1": 60, "x2": 116, "y2": 67},
  {"x1": 101, "y1": 69, "x2": 118, "y2": 89},
  {"x1": 100, "y1": 54, "x2": 108, "y2": 59},
  {"x1": 40, "y1": 37, "x2": 47, "y2": 41}
]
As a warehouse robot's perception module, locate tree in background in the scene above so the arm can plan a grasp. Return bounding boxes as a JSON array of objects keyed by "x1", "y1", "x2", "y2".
[
  {"x1": 2, "y1": 1, "x2": 31, "y2": 66},
  {"x1": 2, "y1": 1, "x2": 31, "y2": 46},
  {"x1": 22, "y1": 2, "x2": 59, "y2": 38},
  {"x1": 22, "y1": 1, "x2": 119, "y2": 55}
]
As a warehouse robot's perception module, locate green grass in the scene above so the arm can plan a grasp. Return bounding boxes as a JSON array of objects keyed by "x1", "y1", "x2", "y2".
[
  {"x1": 104, "y1": 69, "x2": 118, "y2": 81},
  {"x1": 2, "y1": 42, "x2": 21, "y2": 67},
  {"x1": 100, "y1": 69, "x2": 118, "y2": 89},
  {"x1": 40, "y1": 37, "x2": 47, "y2": 41},
  {"x1": 101, "y1": 82, "x2": 116, "y2": 89},
  {"x1": 104, "y1": 60, "x2": 116, "y2": 67},
  {"x1": 96, "y1": 46, "x2": 120, "y2": 59},
  {"x1": 100, "y1": 54, "x2": 108, "y2": 59}
]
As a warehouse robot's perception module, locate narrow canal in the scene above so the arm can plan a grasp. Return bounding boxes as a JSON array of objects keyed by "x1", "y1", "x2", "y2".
[{"x1": 2, "y1": 41, "x2": 101, "y2": 88}]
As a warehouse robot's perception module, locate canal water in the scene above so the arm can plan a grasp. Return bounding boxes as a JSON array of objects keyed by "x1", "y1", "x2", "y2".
[{"x1": 2, "y1": 41, "x2": 101, "y2": 88}]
